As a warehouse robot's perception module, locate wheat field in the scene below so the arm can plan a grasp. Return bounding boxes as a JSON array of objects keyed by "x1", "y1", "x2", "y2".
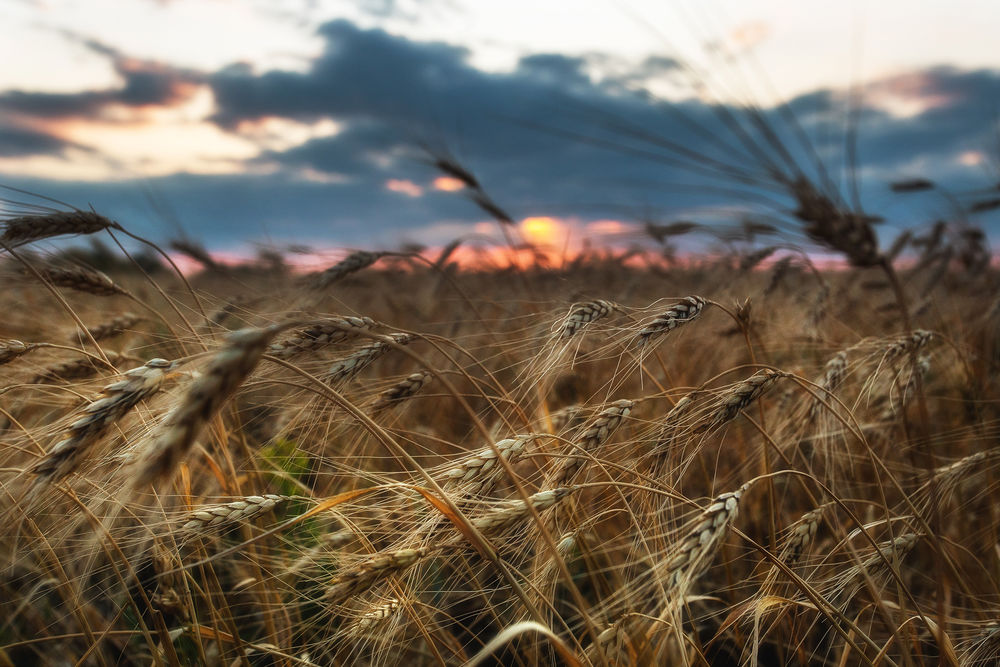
[{"x1": 0, "y1": 175, "x2": 998, "y2": 666}]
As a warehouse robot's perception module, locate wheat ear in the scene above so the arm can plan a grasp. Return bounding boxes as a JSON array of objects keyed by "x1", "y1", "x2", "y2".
[
  {"x1": 74, "y1": 313, "x2": 143, "y2": 342},
  {"x1": 1, "y1": 210, "x2": 117, "y2": 247},
  {"x1": 0, "y1": 339, "x2": 38, "y2": 366},
  {"x1": 702, "y1": 369, "x2": 785, "y2": 430},
  {"x1": 267, "y1": 316, "x2": 377, "y2": 359},
  {"x1": 313, "y1": 251, "x2": 388, "y2": 288},
  {"x1": 560, "y1": 300, "x2": 615, "y2": 339},
  {"x1": 553, "y1": 399, "x2": 633, "y2": 485},
  {"x1": 464, "y1": 487, "x2": 579, "y2": 537},
  {"x1": 662, "y1": 482, "x2": 751, "y2": 591},
  {"x1": 634, "y1": 296, "x2": 706, "y2": 346},
  {"x1": 32, "y1": 265, "x2": 131, "y2": 297},
  {"x1": 323, "y1": 547, "x2": 434, "y2": 606},
  {"x1": 373, "y1": 371, "x2": 433, "y2": 410},
  {"x1": 31, "y1": 358, "x2": 172, "y2": 482},
  {"x1": 134, "y1": 326, "x2": 283, "y2": 486},
  {"x1": 324, "y1": 333, "x2": 414, "y2": 384},
  {"x1": 180, "y1": 494, "x2": 293, "y2": 532},
  {"x1": 441, "y1": 434, "x2": 534, "y2": 494}
]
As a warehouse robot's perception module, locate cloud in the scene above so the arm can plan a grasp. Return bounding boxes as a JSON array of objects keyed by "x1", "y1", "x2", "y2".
[
  {"x1": 0, "y1": 35, "x2": 202, "y2": 119},
  {"x1": 2, "y1": 19, "x2": 999, "y2": 252},
  {"x1": 0, "y1": 121, "x2": 85, "y2": 157}
]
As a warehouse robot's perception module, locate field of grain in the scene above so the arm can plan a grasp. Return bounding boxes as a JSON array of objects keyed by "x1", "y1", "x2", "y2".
[{"x1": 0, "y1": 195, "x2": 997, "y2": 667}]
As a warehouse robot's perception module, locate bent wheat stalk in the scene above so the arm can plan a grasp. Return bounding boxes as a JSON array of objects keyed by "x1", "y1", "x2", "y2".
[
  {"x1": 31, "y1": 358, "x2": 173, "y2": 482},
  {"x1": 634, "y1": 296, "x2": 706, "y2": 347},
  {"x1": 180, "y1": 494, "x2": 293, "y2": 532},
  {"x1": 1, "y1": 209, "x2": 119, "y2": 248},
  {"x1": 134, "y1": 326, "x2": 286, "y2": 486},
  {"x1": 560, "y1": 300, "x2": 615, "y2": 339},
  {"x1": 324, "y1": 547, "x2": 434, "y2": 607},
  {"x1": 267, "y1": 316, "x2": 377, "y2": 359},
  {"x1": 373, "y1": 371, "x2": 433, "y2": 410}
]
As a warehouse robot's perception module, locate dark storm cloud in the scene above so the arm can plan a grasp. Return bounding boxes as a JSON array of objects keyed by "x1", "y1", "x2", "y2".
[
  {"x1": 207, "y1": 19, "x2": 743, "y2": 217},
  {"x1": 208, "y1": 20, "x2": 1000, "y2": 196},
  {"x1": 850, "y1": 67, "x2": 1000, "y2": 169}
]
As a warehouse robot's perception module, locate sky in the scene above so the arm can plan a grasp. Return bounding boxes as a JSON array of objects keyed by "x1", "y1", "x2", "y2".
[{"x1": 1, "y1": 0, "x2": 999, "y2": 260}]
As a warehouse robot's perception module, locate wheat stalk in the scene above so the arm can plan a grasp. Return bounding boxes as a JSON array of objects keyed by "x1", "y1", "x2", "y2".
[
  {"x1": 180, "y1": 494, "x2": 293, "y2": 532},
  {"x1": 267, "y1": 316, "x2": 377, "y2": 359},
  {"x1": 635, "y1": 296, "x2": 706, "y2": 346},
  {"x1": 324, "y1": 333, "x2": 414, "y2": 384},
  {"x1": 560, "y1": 300, "x2": 615, "y2": 339},
  {"x1": 323, "y1": 547, "x2": 434, "y2": 607},
  {"x1": 134, "y1": 326, "x2": 284, "y2": 485},
  {"x1": 373, "y1": 371, "x2": 433, "y2": 410},
  {"x1": 31, "y1": 358, "x2": 173, "y2": 482}
]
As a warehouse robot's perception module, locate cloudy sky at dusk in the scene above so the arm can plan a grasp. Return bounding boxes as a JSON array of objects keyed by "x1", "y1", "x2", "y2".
[{"x1": 2, "y1": 0, "x2": 999, "y2": 258}]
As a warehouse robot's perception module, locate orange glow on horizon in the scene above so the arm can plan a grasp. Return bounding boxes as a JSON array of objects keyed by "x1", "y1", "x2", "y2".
[
  {"x1": 432, "y1": 176, "x2": 466, "y2": 192},
  {"x1": 586, "y1": 219, "x2": 627, "y2": 235},
  {"x1": 957, "y1": 150, "x2": 984, "y2": 166},
  {"x1": 385, "y1": 179, "x2": 424, "y2": 197},
  {"x1": 521, "y1": 216, "x2": 566, "y2": 247}
]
